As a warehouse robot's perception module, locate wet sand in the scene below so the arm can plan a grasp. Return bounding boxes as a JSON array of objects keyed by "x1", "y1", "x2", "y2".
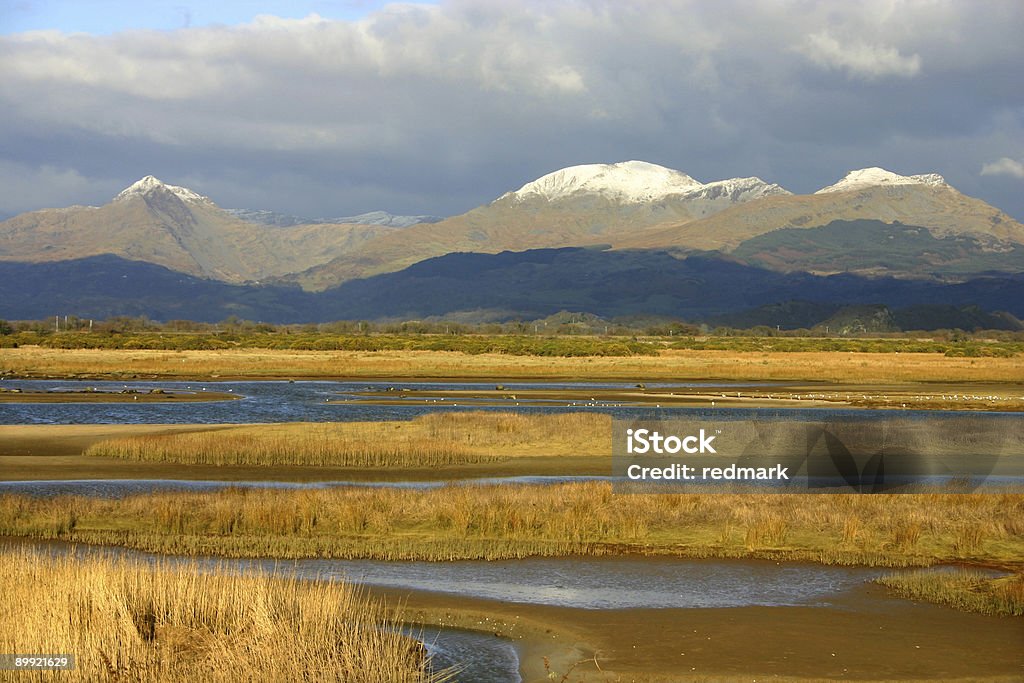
[{"x1": 384, "y1": 583, "x2": 1024, "y2": 682}]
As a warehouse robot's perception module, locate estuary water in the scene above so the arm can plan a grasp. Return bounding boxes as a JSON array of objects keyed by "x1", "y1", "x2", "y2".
[{"x1": 1, "y1": 378, "x2": 866, "y2": 424}]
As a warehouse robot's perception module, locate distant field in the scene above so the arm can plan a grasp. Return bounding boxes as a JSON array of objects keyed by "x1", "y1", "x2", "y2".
[{"x1": 3, "y1": 344, "x2": 1024, "y2": 383}]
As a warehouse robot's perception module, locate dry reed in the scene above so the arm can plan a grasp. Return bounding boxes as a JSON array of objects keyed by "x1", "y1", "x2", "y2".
[
  {"x1": 83, "y1": 413, "x2": 608, "y2": 467},
  {"x1": 877, "y1": 569, "x2": 1024, "y2": 616},
  {"x1": 0, "y1": 547, "x2": 437, "y2": 682},
  {"x1": 2, "y1": 484, "x2": 1021, "y2": 568}
]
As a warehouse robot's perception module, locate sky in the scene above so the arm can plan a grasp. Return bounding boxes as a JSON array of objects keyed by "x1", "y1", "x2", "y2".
[{"x1": 1, "y1": 0, "x2": 1022, "y2": 220}]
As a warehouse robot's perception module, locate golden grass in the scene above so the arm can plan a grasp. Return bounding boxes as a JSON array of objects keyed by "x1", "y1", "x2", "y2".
[
  {"x1": 83, "y1": 412, "x2": 609, "y2": 467},
  {"x1": 0, "y1": 547, "x2": 435, "y2": 682},
  {"x1": 2, "y1": 484, "x2": 1022, "y2": 568},
  {"x1": 4, "y1": 346, "x2": 1024, "y2": 383},
  {"x1": 877, "y1": 569, "x2": 1024, "y2": 616}
]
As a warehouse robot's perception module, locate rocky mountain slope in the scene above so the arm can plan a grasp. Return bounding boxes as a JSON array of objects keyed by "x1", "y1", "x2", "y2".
[
  {"x1": 0, "y1": 176, "x2": 400, "y2": 282},
  {"x1": 618, "y1": 168, "x2": 1024, "y2": 253},
  {"x1": 3, "y1": 163, "x2": 1022, "y2": 297},
  {"x1": 291, "y1": 161, "x2": 792, "y2": 289}
]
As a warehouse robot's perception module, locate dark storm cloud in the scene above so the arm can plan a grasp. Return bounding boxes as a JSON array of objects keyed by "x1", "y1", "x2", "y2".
[{"x1": 1, "y1": 0, "x2": 1022, "y2": 218}]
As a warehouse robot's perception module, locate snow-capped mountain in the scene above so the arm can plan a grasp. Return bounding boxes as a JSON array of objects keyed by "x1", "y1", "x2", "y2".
[
  {"x1": 620, "y1": 165, "x2": 1022, "y2": 253},
  {"x1": 291, "y1": 159, "x2": 1024, "y2": 289},
  {"x1": 504, "y1": 160, "x2": 789, "y2": 204},
  {"x1": 506, "y1": 161, "x2": 703, "y2": 202},
  {"x1": 295, "y1": 161, "x2": 793, "y2": 289},
  {"x1": 0, "y1": 176, "x2": 401, "y2": 282},
  {"x1": 816, "y1": 167, "x2": 949, "y2": 194},
  {"x1": 3, "y1": 163, "x2": 1022, "y2": 294},
  {"x1": 114, "y1": 175, "x2": 213, "y2": 205}
]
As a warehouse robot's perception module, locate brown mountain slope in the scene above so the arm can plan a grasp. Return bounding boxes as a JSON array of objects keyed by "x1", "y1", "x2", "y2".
[
  {"x1": 616, "y1": 184, "x2": 1024, "y2": 253},
  {"x1": 0, "y1": 177, "x2": 396, "y2": 282},
  {"x1": 291, "y1": 163, "x2": 789, "y2": 290}
]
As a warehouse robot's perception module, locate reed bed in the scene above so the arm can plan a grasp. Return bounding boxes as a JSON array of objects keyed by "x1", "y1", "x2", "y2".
[
  {"x1": 83, "y1": 412, "x2": 608, "y2": 467},
  {"x1": 5, "y1": 346, "x2": 1024, "y2": 383},
  {"x1": 2, "y1": 484, "x2": 1021, "y2": 568},
  {"x1": 0, "y1": 547, "x2": 436, "y2": 682},
  {"x1": 877, "y1": 569, "x2": 1024, "y2": 616}
]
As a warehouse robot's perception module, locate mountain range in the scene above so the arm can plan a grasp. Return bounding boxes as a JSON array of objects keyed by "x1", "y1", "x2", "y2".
[{"x1": 1, "y1": 162, "x2": 1022, "y2": 327}]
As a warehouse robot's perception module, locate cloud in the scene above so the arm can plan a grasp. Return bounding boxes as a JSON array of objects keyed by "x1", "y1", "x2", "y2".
[
  {"x1": 799, "y1": 31, "x2": 921, "y2": 79},
  {"x1": 981, "y1": 157, "x2": 1024, "y2": 179},
  {"x1": 0, "y1": 1, "x2": 1021, "y2": 219}
]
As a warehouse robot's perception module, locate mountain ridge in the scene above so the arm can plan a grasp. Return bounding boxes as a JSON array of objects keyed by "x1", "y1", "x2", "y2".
[
  {"x1": 3, "y1": 164, "x2": 1022, "y2": 294},
  {"x1": 0, "y1": 176, "x2": 404, "y2": 283},
  {"x1": 288, "y1": 163, "x2": 1024, "y2": 289}
]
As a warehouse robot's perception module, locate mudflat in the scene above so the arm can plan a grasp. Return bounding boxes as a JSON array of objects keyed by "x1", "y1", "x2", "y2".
[{"x1": 387, "y1": 582, "x2": 1024, "y2": 682}]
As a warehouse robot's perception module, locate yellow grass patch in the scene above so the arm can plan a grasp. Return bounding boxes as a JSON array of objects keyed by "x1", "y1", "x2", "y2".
[
  {"x1": 84, "y1": 412, "x2": 609, "y2": 467},
  {"x1": 0, "y1": 547, "x2": 435, "y2": 682},
  {"x1": 2, "y1": 485, "x2": 1022, "y2": 568},
  {"x1": 4, "y1": 346, "x2": 1024, "y2": 383}
]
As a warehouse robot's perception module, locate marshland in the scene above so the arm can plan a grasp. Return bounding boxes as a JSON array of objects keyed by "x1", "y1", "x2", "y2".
[{"x1": 1, "y1": 338, "x2": 1022, "y2": 681}]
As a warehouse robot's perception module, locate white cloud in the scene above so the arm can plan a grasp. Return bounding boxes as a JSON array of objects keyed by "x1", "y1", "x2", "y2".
[
  {"x1": 799, "y1": 31, "x2": 921, "y2": 79},
  {"x1": 0, "y1": 1, "x2": 1021, "y2": 218},
  {"x1": 981, "y1": 157, "x2": 1024, "y2": 179}
]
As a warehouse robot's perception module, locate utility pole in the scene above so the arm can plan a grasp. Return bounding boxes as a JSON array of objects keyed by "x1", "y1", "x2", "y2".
[{"x1": 55, "y1": 315, "x2": 59, "y2": 333}]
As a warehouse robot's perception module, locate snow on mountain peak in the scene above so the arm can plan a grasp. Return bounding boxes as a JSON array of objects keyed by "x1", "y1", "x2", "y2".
[
  {"x1": 815, "y1": 167, "x2": 949, "y2": 194},
  {"x1": 506, "y1": 161, "x2": 704, "y2": 203},
  {"x1": 114, "y1": 175, "x2": 212, "y2": 204}
]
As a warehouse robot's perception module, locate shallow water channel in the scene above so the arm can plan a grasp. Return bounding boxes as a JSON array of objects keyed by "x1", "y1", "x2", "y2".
[
  {"x1": 1, "y1": 378, "x2": 870, "y2": 425},
  {"x1": 3, "y1": 537, "x2": 894, "y2": 682}
]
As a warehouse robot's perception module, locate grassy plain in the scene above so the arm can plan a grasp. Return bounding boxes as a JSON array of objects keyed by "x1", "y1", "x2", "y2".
[
  {"x1": 2, "y1": 483, "x2": 1022, "y2": 569},
  {"x1": 4, "y1": 344, "x2": 1024, "y2": 383},
  {"x1": 0, "y1": 547, "x2": 432, "y2": 683}
]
